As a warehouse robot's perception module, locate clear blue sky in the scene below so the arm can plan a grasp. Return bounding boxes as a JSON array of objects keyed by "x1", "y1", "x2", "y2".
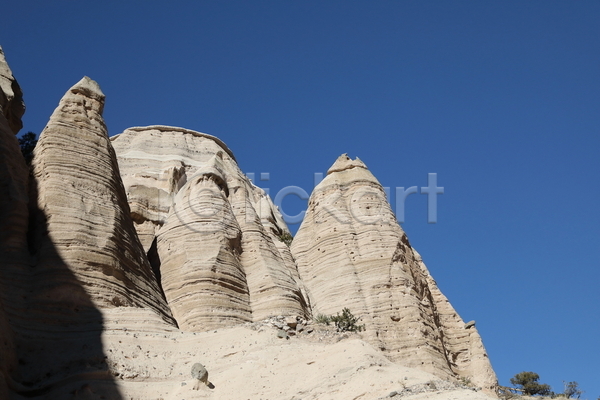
[{"x1": 2, "y1": 1, "x2": 599, "y2": 396}]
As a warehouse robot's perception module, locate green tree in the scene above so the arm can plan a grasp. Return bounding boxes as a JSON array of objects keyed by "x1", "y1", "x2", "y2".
[
  {"x1": 18, "y1": 131, "x2": 37, "y2": 165},
  {"x1": 510, "y1": 371, "x2": 552, "y2": 396}
]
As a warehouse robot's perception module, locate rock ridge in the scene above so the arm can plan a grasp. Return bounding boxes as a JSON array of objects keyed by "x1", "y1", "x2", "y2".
[
  {"x1": 0, "y1": 46, "x2": 25, "y2": 134},
  {"x1": 113, "y1": 124, "x2": 237, "y2": 161}
]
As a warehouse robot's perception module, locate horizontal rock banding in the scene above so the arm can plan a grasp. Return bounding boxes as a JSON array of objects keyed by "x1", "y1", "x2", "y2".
[
  {"x1": 30, "y1": 77, "x2": 175, "y2": 325},
  {"x1": 112, "y1": 126, "x2": 310, "y2": 330},
  {"x1": 291, "y1": 154, "x2": 497, "y2": 391}
]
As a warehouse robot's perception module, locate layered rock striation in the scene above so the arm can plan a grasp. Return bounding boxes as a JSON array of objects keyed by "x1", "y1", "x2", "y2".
[
  {"x1": 0, "y1": 44, "x2": 497, "y2": 398},
  {"x1": 290, "y1": 154, "x2": 497, "y2": 391},
  {"x1": 0, "y1": 44, "x2": 27, "y2": 399},
  {"x1": 111, "y1": 126, "x2": 310, "y2": 330},
  {"x1": 0, "y1": 46, "x2": 25, "y2": 135},
  {"x1": 30, "y1": 77, "x2": 175, "y2": 325}
]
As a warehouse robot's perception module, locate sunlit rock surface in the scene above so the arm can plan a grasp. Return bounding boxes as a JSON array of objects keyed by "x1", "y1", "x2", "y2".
[
  {"x1": 0, "y1": 46, "x2": 24, "y2": 134},
  {"x1": 291, "y1": 154, "x2": 498, "y2": 391},
  {"x1": 0, "y1": 43, "x2": 498, "y2": 397},
  {"x1": 30, "y1": 77, "x2": 176, "y2": 324},
  {"x1": 111, "y1": 126, "x2": 310, "y2": 329}
]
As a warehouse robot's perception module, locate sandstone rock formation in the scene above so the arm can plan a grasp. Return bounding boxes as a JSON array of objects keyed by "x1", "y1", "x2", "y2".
[
  {"x1": 0, "y1": 46, "x2": 24, "y2": 134},
  {"x1": 0, "y1": 45, "x2": 498, "y2": 399},
  {"x1": 290, "y1": 154, "x2": 497, "y2": 392},
  {"x1": 111, "y1": 126, "x2": 310, "y2": 330},
  {"x1": 0, "y1": 44, "x2": 27, "y2": 400},
  {"x1": 30, "y1": 77, "x2": 175, "y2": 325}
]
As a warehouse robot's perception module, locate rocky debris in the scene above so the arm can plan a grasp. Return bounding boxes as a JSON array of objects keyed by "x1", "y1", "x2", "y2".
[
  {"x1": 244, "y1": 315, "x2": 363, "y2": 345},
  {"x1": 291, "y1": 153, "x2": 498, "y2": 392},
  {"x1": 465, "y1": 320, "x2": 476, "y2": 329},
  {"x1": 111, "y1": 126, "x2": 310, "y2": 329},
  {"x1": 382, "y1": 379, "x2": 482, "y2": 398},
  {"x1": 285, "y1": 315, "x2": 299, "y2": 329},
  {"x1": 277, "y1": 329, "x2": 289, "y2": 339}
]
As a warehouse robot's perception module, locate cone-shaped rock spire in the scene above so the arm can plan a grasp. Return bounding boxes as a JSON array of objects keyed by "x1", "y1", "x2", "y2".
[
  {"x1": 291, "y1": 154, "x2": 498, "y2": 392},
  {"x1": 30, "y1": 77, "x2": 176, "y2": 325}
]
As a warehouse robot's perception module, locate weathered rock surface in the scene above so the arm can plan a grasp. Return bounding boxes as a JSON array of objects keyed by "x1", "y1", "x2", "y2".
[
  {"x1": 291, "y1": 154, "x2": 498, "y2": 392},
  {"x1": 29, "y1": 77, "x2": 175, "y2": 325},
  {"x1": 0, "y1": 45, "x2": 499, "y2": 398},
  {"x1": 0, "y1": 45, "x2": 27, "y2": 399},
  {"x1": 0, "y1": 46, "x2": 25, "y2": 134},
  {"x1": 111, "y1": 126, "x2": 310, "y2": 330}
]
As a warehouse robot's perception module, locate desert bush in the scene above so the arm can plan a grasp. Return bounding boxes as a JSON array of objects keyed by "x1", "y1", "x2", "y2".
[
  {"x1": 314, "y1": 314, "x2": 331, "y2": 325},
  {"x1": 18, "y1": 131, "x2": 37, "y2": 165},
  {"x1": 278, "y1": 232, "x2": 293, "y2": 246},
  {"x1": 329, "y1": 307, "x2": 365, "y2": 332},
  {"x1": 510, "y1": 372, "x2": 552, "y2": 396},
  {"x1": 562, "y1": 381, "x2": 583, "y2": 399}
]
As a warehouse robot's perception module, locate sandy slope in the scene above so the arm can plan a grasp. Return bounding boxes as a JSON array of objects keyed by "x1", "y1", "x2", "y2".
[{"x1": 37, "y1": 309, "x2": 496, "y2": 400}]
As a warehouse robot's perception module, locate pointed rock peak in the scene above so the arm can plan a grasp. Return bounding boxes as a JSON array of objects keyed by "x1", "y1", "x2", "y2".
[
  {"x1": 69, "y1": 76, "x2": 105, "y2": 102},
  {"x1": 327, "y1": 153, "x2": 368, "y2": 175},
  {"x1": 0, "y1": 46, "x2": 25, "y2": 134}
]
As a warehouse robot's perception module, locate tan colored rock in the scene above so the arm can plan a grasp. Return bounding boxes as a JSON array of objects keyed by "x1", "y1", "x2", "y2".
[
  {"x1": 0, "y1": 49, "x2": 499, "y2": 398},
  {"x1": 29, "y1": 77, "x2": 175, "y2": 325},
  {"x1": 158, "y1": 154, "x2": 252, "y2": 329},
  {"x1": 111, "y1": 126, "x2": 310, "y2": 330},
  {"x1": 0, "y1": 46, "x2": 25, "y2": 134},
  {"x1": 291, "y1": 154, "x2": 498, "y2": 392}
]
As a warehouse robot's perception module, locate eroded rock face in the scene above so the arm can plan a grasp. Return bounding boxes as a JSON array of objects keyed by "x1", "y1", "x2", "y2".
[
  {"x1": 291, "y1": 154, "x2": 498, "y2": 391},
  {"x1": 0, "y1": 43, "x2": 500, "y2": 397},
  {"x1": 111, "y1": 126, "x2": 310, "y2": 329},
  {"x1": 0, "y1": 46, "x2": 25, "y2": 134},
  {"x1": 30, "y1": 77, "x2": 175, "y2": 325},
  {"x1": 0, "y1": 46, "x2": 27, "y2": 398}
]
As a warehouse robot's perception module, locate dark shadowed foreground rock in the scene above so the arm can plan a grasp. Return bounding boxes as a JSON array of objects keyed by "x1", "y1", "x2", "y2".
[{"x1": 0, "y1": 44, "x2": 27, "y2": 399}]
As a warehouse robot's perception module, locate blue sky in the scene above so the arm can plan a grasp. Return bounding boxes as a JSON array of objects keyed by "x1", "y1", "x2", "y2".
[{"x1": 2, "y1": 1, "x2": 599, "y2": 396}]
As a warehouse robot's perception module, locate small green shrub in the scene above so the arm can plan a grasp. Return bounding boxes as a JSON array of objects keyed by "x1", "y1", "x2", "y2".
[
  {"x1": 330, "y1": 308, "x2": 365, "y2": 332},
  {"x1": 278, "y1": 232, "x2": 293, "y2": 246},
  {"x1": 18, "y1": 131, "x2": 37, "y2": 165},
  {"x1": 314, "y1": 314, "x2": 331, "y2": 325},
  {"x1": 459, "y1": 376, "x2": 474, "y2": 388}
]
